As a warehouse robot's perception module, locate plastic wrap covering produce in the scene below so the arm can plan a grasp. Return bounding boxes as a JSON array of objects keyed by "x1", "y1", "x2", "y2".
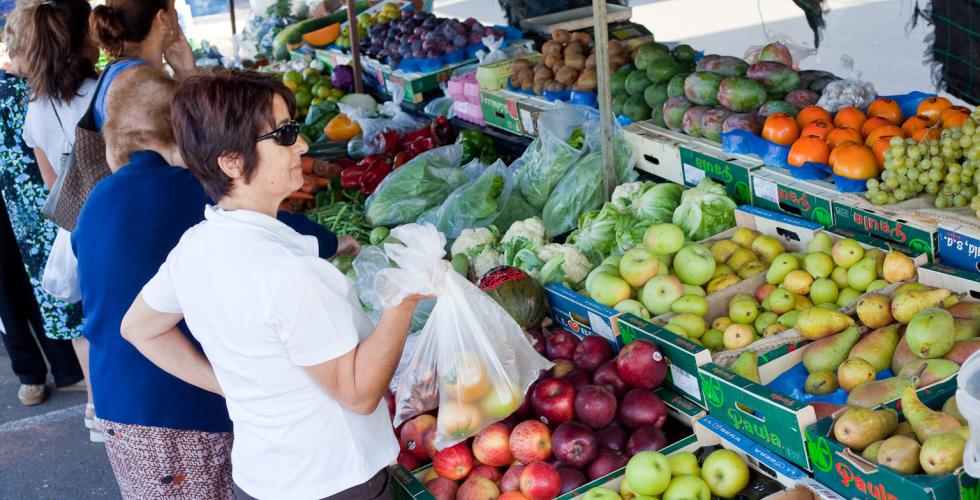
[
  {"x1": 377, "y1": 224, "x2": 552, "y2": 448},
  {"x1": 515, "y1": 105, "x2": 590, "y2": 209},
  {"x1": 339, "y1": 85, "x2": 425, "y2": 154},
  {"x1": 815, "y1": 55, "x2": 877, "y2": 112},
  {"x1": 364, "y1": 145, "x2": 468, "y2": 226},
  {"x1": 351, "y1": 245, "x2": 434, "y2": 333},
  {"x1": 416, "y1": 159, "x2": 520, "y2": 240}
]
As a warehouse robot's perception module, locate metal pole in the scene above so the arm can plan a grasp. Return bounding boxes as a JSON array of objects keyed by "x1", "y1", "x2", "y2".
[
  {"x1": 346, "y1": 0, "x2": 364, "y2": 93},
  {"x1": 591, "y1": 0, "x2": 616, "y2": 199},
  {"x1": 229, "y1": 0, "x2": 237, "y2": 34}
]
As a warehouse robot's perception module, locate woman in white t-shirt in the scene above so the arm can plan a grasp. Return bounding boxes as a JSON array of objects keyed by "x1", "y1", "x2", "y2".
[{"x1": 121, "y1": 71, "x2": 424, "y2": 500}]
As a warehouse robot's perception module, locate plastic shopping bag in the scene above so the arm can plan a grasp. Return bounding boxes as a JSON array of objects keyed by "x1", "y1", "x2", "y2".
[
  {"x1": 376, "y1": 224, "x2": 552, "y2": 449},
  {"x1": 351, "y1": 244, "x2": 434, "y2": 332},
  {"x1": 41, "y1": 229, "x2": 81, "y2": 303},
  {"x1": 515, "y1": 105, "x2": 591, "y2": 209},
  {"x1": 416, "y1": 159, "x2": 518, "y2": 240},
  {"x1": 339, "y1": 84, "x2": 425, "y2": 154}
]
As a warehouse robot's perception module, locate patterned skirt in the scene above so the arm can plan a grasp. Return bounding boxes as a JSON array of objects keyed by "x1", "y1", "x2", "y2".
[{"x1": 99, "y1": 419, "x2": 234, "y2": 500}]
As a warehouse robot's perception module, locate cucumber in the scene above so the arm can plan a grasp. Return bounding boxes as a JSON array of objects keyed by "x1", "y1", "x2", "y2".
[{"x1": 272, "y1": 1, "x2": 371, "y2": 60}]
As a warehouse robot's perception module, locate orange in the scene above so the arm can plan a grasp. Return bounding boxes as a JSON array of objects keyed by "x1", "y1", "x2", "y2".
[
  {"x1": 871, "y1": 136, "x2": 893, "y2": 166},
  {"x1": 940, "y1": 108, "x2": 970, "y2": 128},
  {"x1": 916, "y1": 96, "x2": 953, "y2": 122},
  {"x1": 861, "y1": 116, "x2": 893, "y2": 138},
  {"x1": 796, "y1": 105, "x2": 833, "y2": 128},
  {"x1": 800, "y1": 119, "x2": 834, "y2": 140},
  {"x1": 826, "y1": 127, "x2": 863, "y2": 149},
  {"x1": 865, "y1": 124, "x2": 906, "y2": 146},
  {"x1": 788, "y1": 136, "x2": 831, "y2": 167},
  {"x1": 868, "y1": 97, "x2": 903, "y2": 124},
  {"x1": 831, "y1": 143, "x2": 879, "y2": 179},
  {"x1": 833, "y1": 107, "x2": 867, "y2": 131},
  {"x1": 902, "y1": 115, "x2": 932, "y2": 135},
  {"x1": 912, "y1": 127, "x2": 941, "y2": 142},
  {"x1": 762, "y1": 112, "x2": 801, "y2": 146}
]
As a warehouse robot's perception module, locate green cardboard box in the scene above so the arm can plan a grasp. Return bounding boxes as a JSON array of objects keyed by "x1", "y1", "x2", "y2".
[
  {"x1": 480, "y1": 89, "x2": 523, "y2": 136},
  {"x1": 751, "y1": 168, "x2": 836, "y2": 228},
  {"x1": 679, "y1": 143, "x2": 762, "y2": 206},
  {"x1": 832, "y1": 202, "x2": 939, "y2": 260}
]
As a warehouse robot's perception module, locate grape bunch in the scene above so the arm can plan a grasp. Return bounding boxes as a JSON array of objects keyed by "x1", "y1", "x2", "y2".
[{"x1": 865, "y1": 109, "x2": 980, "y2": 213}]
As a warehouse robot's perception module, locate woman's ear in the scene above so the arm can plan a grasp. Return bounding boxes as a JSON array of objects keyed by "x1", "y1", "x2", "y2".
[{"x1": 217, "y1": 153, "x2": 244, "y2": 180}]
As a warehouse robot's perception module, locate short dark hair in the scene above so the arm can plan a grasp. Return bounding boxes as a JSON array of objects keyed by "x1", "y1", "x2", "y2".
[{"x1": 171, "y1": 70, "x2": 297, "y2": 201}]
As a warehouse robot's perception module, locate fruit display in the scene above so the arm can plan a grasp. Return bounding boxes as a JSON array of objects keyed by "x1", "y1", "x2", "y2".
[
  {"x1": 508, "y1": 30, "x2": 613, "y2": 95},
  {"x1": 271, "y1": 1, "x2": 369, "y2": 59},
  {"x1": 610, "y1": 42, "x2": 698, "y2": 124},
  {"x1": 281, "y1": 66, "x2": 347, "y2": 123}
]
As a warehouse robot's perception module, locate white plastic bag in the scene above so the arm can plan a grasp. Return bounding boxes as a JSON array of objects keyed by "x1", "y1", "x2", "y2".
[
  {"x1": 41, "y1": 229, "x2": 80, "y2": 303},
  {"x1": 742, "y1": 33, "x2": 816, "y2": 70},
  {"x1": 377, "y1": 224, "x2": 552, "y2": 449},
  {"x1": 477, "y1": 35, "x2": 508, "y2": 65},
  {"x1": 339, "y1": 84, "x2": 425, "y2": 151},
  {"x1": 816, "y1": 55, "x2": 877, "y2": 112}
]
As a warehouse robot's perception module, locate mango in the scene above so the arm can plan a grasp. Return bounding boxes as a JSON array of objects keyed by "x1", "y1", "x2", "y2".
[
  {"x1": 758, "y1": 41, "x2": 793, "y2": 66},
  {"x1": 746, "y1": 61, "x2": 800, "y2": 94},
  {"x1": 682, "y1": 106, "x2": 711, "y2": 137},
  {"x1": 684, "y1": 71, "x2": 723, "y2": 106},
  {"x1": 646, "y1": 56, "x2": 683, "y2": 84},
  {"x1": 622, "y1": 94, "x2": 652, "y2": 123},
  {"x1": 701, "y1": 108, "x2": 733, "y2": 142},
  {"x1": 649, "y1": 104, "x2": 668, "y2": 127},
  {"x1": 696, "y1": 54, "x2": 749, "y2": 77},
  {"x1": 612, "y1": 93, "x2": 628, "y2": 116},
  {"x1": 625, "y1": 69, "x2": 651, "y2": 96},
  {"x1": 643, "y1": 83, "x2": 669, "y2": 111},
  {"x1": 672, "y1": 44, "x2": 698, "y2": 63},
  {"x1": 785, "y1": 89, "x2": 819, "y2": 109},
  {"x1": 810, "y1": 77, "x2": 840, "y2": 93},
  {"x1": 758, "y1": 100, "x2": 799, "y2": 118},
  {"x1": 717, "y1": 76, "x2": 768, "y2": 112},
  {"x1": 721, "y1": 112, "x2": 763, "y2": 135},
  {"x1": 611, "y1": 71, "x2": 629, "y2": 95},
  {"x1": 798, "y1": 69, "x2": 837, "y2": 89},
  {"x1": 667, "y1": 72, "x2": 690, "y2": 98},
  {"x1": 634, "y1": 43, "x2": 670, "y2": 70},
  {"x1": 663, "y1": 96, "x2": 694, "y2": 131}
]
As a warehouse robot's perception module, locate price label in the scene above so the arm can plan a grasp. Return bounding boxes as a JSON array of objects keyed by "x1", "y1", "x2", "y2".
[
  {"x1": 682, "y1": 163, "x2": 706, "y2": 186},
  {"x1": 587, "y1": 312, "x2": 615, "y2": 343},
  {"x1": 753, "y1": 176, "x2": 779, "y2": 204},
  {"x1": 669, "y1": 364, "x2": 701, "y2": 401}
]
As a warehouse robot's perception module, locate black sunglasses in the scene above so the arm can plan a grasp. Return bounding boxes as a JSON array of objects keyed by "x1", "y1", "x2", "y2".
[{"x1": 256, "y1": 120, "x2": 301, "y2": 146}]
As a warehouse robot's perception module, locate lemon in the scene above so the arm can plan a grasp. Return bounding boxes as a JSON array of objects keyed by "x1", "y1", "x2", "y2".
[
  {"x1": 283, "y1": 70, "x2": 302, "y2": 84},
  {"x1": 294, "y1": 90, "x2": 312, "y2": 109}
]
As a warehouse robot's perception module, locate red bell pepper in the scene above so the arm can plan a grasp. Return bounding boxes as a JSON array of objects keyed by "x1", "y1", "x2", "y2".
[
  {"x1": 359, "y1": 159, "x2": 392, "y2": 196},
  {"x1": 370, "y1": 129, "x2": 400, "y2": 156},
  {"x1": 404, "y1": 136, "x2": 436, "y2": 157},
  {"x1": 340, "y1": 164, "x2": 368, "y2": 190},
  {"x1": 430, "y1": 116, "x2": 454, "y2": 145},
  {"x1": 400, "y1": 126, "x2": 431, "y2": 145},
  {"x1": 393, "y1": 151, "x2": 410, "y2": 168}
]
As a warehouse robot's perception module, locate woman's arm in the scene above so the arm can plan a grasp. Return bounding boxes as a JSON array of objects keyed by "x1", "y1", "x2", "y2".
[
  {"x1": 304, "y1": 297, "x2": 422, "y2": 414},
  {"x1": 163, "y1": 30, "x2": 198, "y2": 81},
  {"x1": 120, "y1": 294, "x2": 222, "y2": 395},
  {"x1": 34, "y1": 148, "x2": 57, "y2": 189}
]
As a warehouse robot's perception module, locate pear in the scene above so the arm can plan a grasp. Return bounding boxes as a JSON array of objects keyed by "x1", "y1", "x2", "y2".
[
  {"x1": 846, "y1": 255, "x2": 878, "y2": 292},
  {"x1": 727, "y1": 248, "x2": 758, "y2": 271},
  {"x1": 855, "y1": 294, "x2": 894, "y2": 329},
  {"x1": 905, "y1": 308, "x2": 955, "y2": 358},
  {"x1": 896, "y1": 282, "x2": 930, "y2": 294},
  {"x1": 701, "y1": 329, "x2": 725, "y2": 351},
  {"x1": 706, "y1": 274, "x2": 741, "y2": 294},
  {"x1": 836, "y1": 287, "x2": 862, "y2": 307},
  {"x1": 882, "y1": 251, "x2": 916, "y2": 283},
  {"x1": 838, "y1": 358, "x2": 876, "y2": 392},
  {"x1": 783, "y1": 270, "x2": 814, "y2": 295},
  {"x1": 778, "y1": 310, "x2": 800, "y2": 328},
  {"x1": 767, "y1": 287, "x2": 796, "y2": 315},
  {"x1": 848, "y1": 324, "x2": 900, "y2": 372},
  {"x1": 808, "y1": 232, "x2": 834, "y2": 254},
  {"x1": 712, "y1": 239, "x2": 741, "y2": 263},
  {"x1": 831, "y1": 266, "x2": 850, "y2": 290},
  {"x1": 754, "y1": 311, "x2": 779, "y2": 334},
  {"x1": 833, "y1": 407, "x2": 898, "y2": 451},
  {"x1": 737, "y1": 260, "x2": 767, "y2": 279},
  {"x1": 846, "y1": 377, "x2": 917, "y2": 408},
  {"x1": 892, "y1": 421, "x2": 915, "y2": 438},
  {"x1": 892, "y1": 336, "x2": 919, "y2": 374},
  {"x1": 919, "y1": 430, "x2": 968, "y2": 474},
  {"x1": 948, "y1": 301, "x2": 980, "y2": 320},
  {"x1": 901, "y1": 386, "x2": 963, "y2": 442},
  {"x1": 892, "y1": 288, "x2": 952, "y2": 324},
  {"x1": 763, "y1": 323, "x2": 788, "y2": 336},
  {"x1": 876, "y1": 435, "x2": 921, "y2": 474},
  {"x1": 898, "y1": 359, "x2": 960, "y2": 388},
  {"x1": 942, "y1": 396, "x2": 968, "y2": 425},
  {"x1": 751, "y1": 235, "x2": 785, "y2": 263},
  {"x1": 729, "y1": 294, "x2": 761, "y2": 325},
  {"x1": 766, "y1": 254, "x2": 800, "y2": 285},
  {"x1": 794, "y1": 294, "x2": 814, "y2": 310},
  {"x1": 795, "y1": 307, "x2": 856, "y2": 340},
  {"x1": 805, "y1": 370, "x2": 839, "y2": 395},
  {"x1": 953, "y1": 318, "x2": 980, "y2": 341},
  {"x1": 723, "y1": 323, "x2": 757, "y2": 350},
  {"x1": 832, "y1": 239, "x2": 865, "y2": 268},
  {"x1": 867, "y1": 279, "x2": 889, "y2": 292},
  {"x1": 803, "y1": 326, "x2": 861, "y2": 373},
  {"x1": 865, "y1": 248, "x2": 886, "y2": 277},
  {"x1": 862, "y1": 440, "x2": 884, "y2": 462},
  {"x1": 712, "y1": 263, "x2": 735, "y2": 279},
  {"x1": 730, "y1": 351, "x2": 761, "y2": 384},
  {"x1": 731, "y1": 228, "x2": 759, "y2": 249},
  {"x1": 944, "y1": 338, "x2": 980, "y2": 364},
  {"x1": 712, "y1": 316, "x2": 733, "y2": 331}
]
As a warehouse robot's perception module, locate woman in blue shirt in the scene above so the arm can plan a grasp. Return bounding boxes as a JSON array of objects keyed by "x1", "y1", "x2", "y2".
[{"x1": 72, "y1": 65, "x2": 348, "y2": 500}]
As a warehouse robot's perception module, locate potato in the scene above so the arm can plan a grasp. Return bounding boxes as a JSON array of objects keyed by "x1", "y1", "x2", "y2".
[
  {"x1": 571, "y1": 32, "x2": 592, "y2": 46},
  {"x1": 516, "y1": 68, "x2": 533, "y2": 86},
  {"x1": 544, "y1": 53, "x2": 561, "y2": 68},
  {"x1": 544, "y1": 80, "x2": 566, "y2": 92},
  {"x1": 533, "y1": 63, "x2": 544, "y2": 73},
  {"x1": 541, "y1": 40, "x2": 562, "y2": 58},
  {"x1": 585, "y1": 53, "x2": 596, "y2": 68},
  {"x1": 512, "y1": 59, "x2": 533, "y2": 72},
  {"x1": 564, "y1": 41, "x2": 584, "y2": 55},
  {"x1": 552, "y1": 60, "x2": 565, "y2": 74},
  {"x1": 551, "y1": 29, "x2": 571, "y2": 43},
  {"x1": 608, "y1": 39, "x2": 624, "y2": 55},
  {"x1": 575, "y1": 68, "x2": 597, "y2": 91},
  {"x1": 533, "y1": 80, "x2": 546, "y2": 95},
  {"x1": 610, "y1": 53, "x2": 628, "y2": 66},
  {"x1": 533, "y1": 67, "x2": 554, "y2": 83},
  {"x1": 565, "y1": 52, "x2": 586, "y2": 71},
  {"x1": 555, "y1": 65, "x2": 579, "y2": 85}
]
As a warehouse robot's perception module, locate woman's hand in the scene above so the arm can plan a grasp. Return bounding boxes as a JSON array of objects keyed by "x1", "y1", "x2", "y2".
[
  {"x1": 335, "y1": 235, "x2": 361, "y2": 257},
  {"x1": 164, "y1": 30, "x2": 198, "y2": 80}
]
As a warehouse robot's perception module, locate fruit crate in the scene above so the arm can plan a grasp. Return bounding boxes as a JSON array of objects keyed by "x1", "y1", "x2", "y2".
[
  {"x1": 544, "y1": 283, "x2": 627, "y2": 351},
  {"x1": 832, "y1": 200, "x2": 940, "y2": 261},
  {"x1": 805, "y1": 383, "x2": 979, "y2": 500},
  {"x1": 623, "y1": 122, "x2": 685, "y2": 184},
  {"x1": 938, "y1": 222, "x2": 980, "y2": 275},
  {"x1": 918, "y1": 262, "x2": 980, "y2": 299},
  {"x1": 751, "y1": 167, "x2": 837, "y2": 228},
  {"x1": 480, "y1": 88, "x2": 558, "y2": 138},
  {"x1": 680, "y1": 142, "x2": 763, "y2": 207}
]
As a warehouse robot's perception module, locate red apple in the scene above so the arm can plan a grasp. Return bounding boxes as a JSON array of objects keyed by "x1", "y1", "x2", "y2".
[
  {"x1": 562, "y1": 369, "x2": 592, "y2": 390},
  {"x1": 510, "y1": 420, "x2": 553, "y2": 464},
  {"x1": 551, "y1": 359, "x2": 575, "y2": 378},
  {"x1": 592, "y1": 360, "x2": 629, "y2": 398},
  {"x1": 513, "y1": 388, "x2": 534, "y2": 418},
  {"x1": 526, "y1": 329, "x2": 547, "y2": 356},
  {"x1": 457, "y1": 476, "x2": 500, "y2": 500},
  {"x1": 422, "y1": 425, "x2": 438, "y2": 459},
  {"x1": 618, "y1": 389, "x2": 668, "y2": 429},
  {"x1": 499, "y1": 464, "x2": 525, "y2": 492},
  {"x1": 595, "y1": 425, "x2": 628, "y2": 452},
  {"x1": 498, "y1": 492, "x2": 530, "y2": 500},
  {"x1": 397, "y1": 451, "x2": 423, "y2": 471},
  {"x1": 468, "y1": 464, "x2": 502, "y2": 482},
  {"x1": 574, "y1": 385, "x2": 618, "y2": 429},
  {"x1": 573, "y1": 335, "x2": 613, "y2": 372},
  {"x1": 552, "y1": 422, "x2": 598, "y2": 468},
  {"x1": 615, "y1": 339, "x2": 667, "y2": 389},
  {"x1": 557, "y1": 466, "x2": 587, "y2": 494},
  {"x1": 626, "y1": 425, "x2": 667, "y2": 455},
  {"x1": 425, "y1": 477, "x2": 458, "y2": 500},
  {"x1": 472, "y1": 422, "x2": 513, "y2": 467},
  {"x1": 385, "y1": 390, "x2": 396, "y2": 420},
  {"x1": 586, "y1": 448, "x2": 629, "y2": 480},
  {"x1": 400, "y1": 414, "x2": 437, "y2": 459},
  {"x1": 432, "y1": 442, "x2": 474, "y2": 481},
  {"x1": 519, "y1": 461, "x2": 562, "y2": 500},
  {"x1": 546, "y1": 330, "x2": 580, "y2": 360},
  {"x1": 756, "y1": 282, "x2": 776, "y2": 303},
  {"x1": 530, "y1": 378, "x2": 576, "y2": 426}
]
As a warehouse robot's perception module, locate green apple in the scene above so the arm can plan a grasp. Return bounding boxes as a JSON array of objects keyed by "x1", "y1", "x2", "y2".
[
  {"x1": 750, "y1": 235, "x2": 785, "y2": 263},
  {"x1": 640, "y1": 275, "x2": 685, "y2": 315},
  {"x1": 663, "y1": 474, "x2": 711, "y2": 500},
  {"x1": 668, "y1": 313, "x2": 707, "y2": 338},
  {"x1": 765, "y1": 254, "x2": 800, "y2": 285},
  {"x1": 603, "y1": 255, "x2": 623, "y2": 268},
  {"x1": 809, "y1": 278, "x2": 839, "y2": 305},
  {"x1": 625, "y1": 451, "x2": 672, "y2": 497},
  {"x1": 701, "y1": 449, "x2": 750, "y2": 498},
  {"x1": 866, "y1": 278, "x2": 889, "y2": 291},
  {"x1": 701, "y1": 329, "x2": 724, "y2": 350},
  {"x1": 832, "y1": 238, "x2": 865, "y2": 268},
  {"x1": 831, "y1": 266, "x2": 849, "y2": 290},
  {"x1": 754, "y1": 311, "x2": 779, "y2": 334},
  {"x1": 668, "y1": 452, "x2": 700, "y2": 476},
  {"x1": 836, "y1": 287, "x2": 862, "y2": 307},
  {"x1": 620, "y1": 247, "x2": 662, "y2": 288},
  {"x1": 673, "y1": 243, "x2": 716, "y2": 286},
  {"x1": 644, "y1": 223, "x2": 686, "y2": 255},
  {"x1": 682, "y1": 284, "x2": 706, "y2": 296},
  {"x1": 808, "y1": 232, "x2": 834, "y2": 253},
  {"x1": 766, "y1": 287, "x2": 796, "y2": 315},
  {"x1": 588, "y1": 272, "x2": 633, "y2": 307},
  {"x1": 804, "y1": 251, "x2": 834, "y2": 279},
  {"x1": 615, "y1": 299, "x2": 651, "y2": 319},
  {"x1": 671, "y1": 295, "x2": 708, "y2": 316},
  {"x1": 586, "y1": 264, "x2": 619, "y2": 291},
  {"x1": 582, "y1": 487, "x2": 623, "y2": 500}
]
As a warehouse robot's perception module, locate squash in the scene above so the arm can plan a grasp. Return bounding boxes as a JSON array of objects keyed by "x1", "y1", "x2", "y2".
[
  {"x1": 302, "y1": 23, "x2": 341, "y2": 48},
  {"x1": 272, "y1": 1, "x2": 370, "y2": 60},
  {"x1": 478, "y1": 266, "x2": 546, "y2": 330}
]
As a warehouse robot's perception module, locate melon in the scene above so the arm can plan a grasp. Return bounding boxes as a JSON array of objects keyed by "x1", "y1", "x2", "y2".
[
  {"x1": 478, "y1": 266, "x2": 546, "y2": 330},
  {"x1": 301, "y1": 23, "x2": 341, "y2": 48}
]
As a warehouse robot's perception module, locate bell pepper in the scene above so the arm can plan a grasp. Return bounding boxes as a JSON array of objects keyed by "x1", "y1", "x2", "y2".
[
  {"x1": 404, "y1": 136, "x2": 436, "y2": 158},
  {"x1": 340, "y1": 164, "x2": 368, "y2": 190},
  {"x1": 431, "y1": 116, "x2": 454, "y2": 145},
  {"x1": 393, "y1": 151, "x2": 410, "y2": 168},
  {"x1": 324, "y1": 114, "x2": 362, "y2": 141},
  {"x1": 400, "y1": 126, "x2": 431, "y2": 145},
  {"x1": 370, "y1": 129, "x2": 400, "y2": 156},
  {"x1": 359, "y1": 159, "x2": 392, "y2": 196}
]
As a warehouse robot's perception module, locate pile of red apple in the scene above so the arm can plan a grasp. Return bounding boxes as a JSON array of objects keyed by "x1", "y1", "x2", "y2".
[{"x1": 394, "y1": 330, "x2": 671, "y2": 500}]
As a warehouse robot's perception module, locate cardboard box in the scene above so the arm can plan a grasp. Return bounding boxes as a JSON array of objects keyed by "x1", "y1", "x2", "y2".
[
  {"x1": 805, "y1": 384, "x2": 979, "y2": 500},
  {"x1": 623, "y1": 122, "x2": 685, "y2": 184},
  {"x1": 751, "y1": 168, "x2": 837, "y2": 228},
  {"x1": 762, "y1": 480, "x2": 845, "y2": 500},
  {"x1": 832, "y1": 202, "x2": 940, "y2": 260},
  {"x1": 938, "y1": 222, "x2": 980, "y2": 274},
  {"x1": 480, "y1": 89, "x2": 557, "y2": 138},
  {"x1": 680, "y1": 142, "x2": 764, "y2": 206},
  {"x1": 918, "y1": 262, "x2": 980, "y2": 299},
  {"x1": 545, "y1": 283, "x2": 625, "y2": 349}
]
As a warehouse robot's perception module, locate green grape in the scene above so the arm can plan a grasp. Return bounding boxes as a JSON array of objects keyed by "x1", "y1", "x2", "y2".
[
  {"x1": 963, "y1": 185, "x2": 977, "y2": 198},
  {"x1": 866, "y1": 178, "x2": 880, "y2": 191},
  {"x1": 947, "y1": 173, "x2": 962, "y2": 184},
  {"x1": 889, "y1": 136, "x2": 905, "y2": 147},
  {"x1": 872, "y1": 192, "x2": 889, "y2": 205},
  {"x1": 954, "y1": 194, "x2": 969, "y2": 207},
  {"x1": 926, "y1": 182, "x2": 940, "y2": 195},
  {"x1": 907, "y1": 168, "x2": 920, "y2": 180},
  {"x1": 936, "y1": 196, "x2": 950, "y2": 208},
  {"x1": 895, "y1": 189, "x2": 908, "y2": 201},
  {"x1": 907, "y1": 148, "x2": 921, "y2": 160},
  {"x1": 918, "y1": 173, "x2": 930, "y2": 185},
  {"x1": 929, "y1": 168, "x2": 944, "y2": 181}
]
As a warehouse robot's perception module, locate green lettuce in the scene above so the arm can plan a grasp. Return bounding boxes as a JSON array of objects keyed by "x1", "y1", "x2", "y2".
[{"x1": 672, "y1": 178, "x2": 737, "y2": 241}]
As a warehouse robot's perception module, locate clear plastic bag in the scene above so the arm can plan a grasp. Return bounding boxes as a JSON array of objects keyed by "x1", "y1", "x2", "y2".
[
  {"x1": 477, "y1": 34, "x2": 508, "y2": 65},
  {"x1": 416, "y1": 159, "x2": 518, "y2": 240},
  {"x1": 377, "y1": 224, "x2": 552, "y2": 449},
  {"x1": 816, "y1": 55, "x2": 877, "y2": 112},
  {"x1": 742, "y1": 33, "x2": 816, "y2": 70},
  {"x1": 423, "y1": 84, "x2": 455, "y2": 118},
  {"x1": 338, "y1": 84, "x2": 426, "y2": 152},
  {"x1": 516, "y1": 105, "x2": 591, "y2": 209},
  {"x1": 352, "y1": 245, "x2": 434, "y2": 331},
  {"x1": 365, "y1": 145, "x2": 468, "y2": 226},
  {"x1": 41, "y1": 229, "x2": 81, "y2": 303}
]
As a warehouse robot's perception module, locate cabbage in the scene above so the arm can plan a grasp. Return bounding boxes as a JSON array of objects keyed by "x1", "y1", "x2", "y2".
[
  {"x1": 338, "y1": 92, "x2": 377, "y2": 114},
  {"x1": 567, "y1": 204, "x2": 624, "y2": 264},
  {"x1": 331, "y1": 64, "x2": 355, "y2": 92},
  {"x1": 635, "y1": 183, "x2": 686, "y2": 223},
  {"x1": 672, "y1": 178, "x2": 737, "y2": 241}
]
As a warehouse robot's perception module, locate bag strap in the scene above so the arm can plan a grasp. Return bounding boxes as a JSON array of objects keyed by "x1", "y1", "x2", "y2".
[{"x1": 77, "y1": 57, "x2": 138, "y2": 131}]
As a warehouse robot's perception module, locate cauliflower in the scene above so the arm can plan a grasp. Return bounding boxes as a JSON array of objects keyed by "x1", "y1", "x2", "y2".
[
  {"x1": 470, "y1": 247, "x2": 504, "y2": 280},
  {"x1": 450, "y1": 227, "x2": 498, "y2": 257},
  {"x1": 536, "y1": 243, "x2": 593, "y2": 287},
  {"x1": 501, "y1": 217, "x2": 546, "y2": 248},
  {"x1": 611, "y1": 181, "x2": 653, "y2": 211}
]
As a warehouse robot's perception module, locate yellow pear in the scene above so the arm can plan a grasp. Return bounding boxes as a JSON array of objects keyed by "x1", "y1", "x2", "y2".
[{"x1": 883, "y1": 251, "x2": 916, "y2": 283}]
